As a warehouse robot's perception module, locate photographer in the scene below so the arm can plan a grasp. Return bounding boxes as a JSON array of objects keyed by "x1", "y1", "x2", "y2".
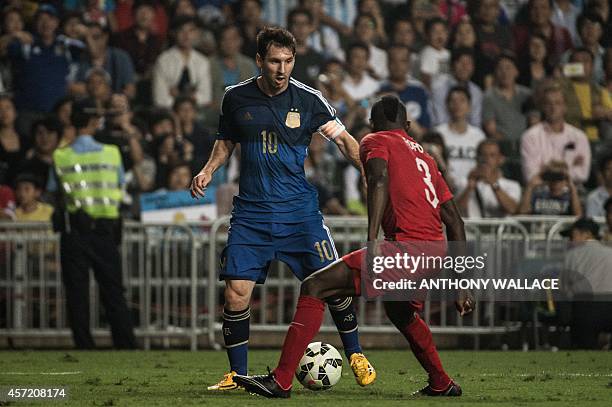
[
  {"x1": 49, "y1": 98, "x2": 136, "y2": 349},
  {"x1": 518, "y1": 160, "x2": 583, "y2": 216},
  {"x1": 457, "y1": 140, "x2": 521, "y2": 218}
]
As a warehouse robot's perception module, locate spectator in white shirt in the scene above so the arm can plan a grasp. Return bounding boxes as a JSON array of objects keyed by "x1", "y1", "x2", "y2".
[
  {"x1": 419, "y1": 17, "x2": 450, "y2": 89},
  {"x1": 341, "y1": 42, "x2": 380, "y2": 103},
  {"x1": 520, "y1": 83, "x2": 591, "y2": 184},
  {"x1": 152, "y1": 16, "x2": 212, "y2": 108},
  {"x1": 435, "y1": 86, "x2": 486, "y2": 190},
  {"x1": 457, "y1": 139, "x2": 521, "y2": 218}
]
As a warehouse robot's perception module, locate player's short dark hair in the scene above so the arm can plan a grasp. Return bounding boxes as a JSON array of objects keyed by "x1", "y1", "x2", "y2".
[
  {"x1": 256, "y1": 26, "x2": 296, "y2": 58},
  {"x1": 287, "y1": 7, "x2": 313, "y2": 26},
  {"x1": 570, "y1": 46, "x2": 595, "y2": 62},
  {"x1": 445, "y1": 85, "x2": 471, "y2": 104},
  {"x1": 576, "y1": 10, "x2": 604, "y2": 33},
  {"x1": 370, "y1": 95, "x2": 407, "y2": 126},
  {"x1": 346, "y1": 41, "x2": 370, "y2": 60},
  {"x1": 424, "y1": 17, "x2": 447, "y2": 36},
  {"x1": 451, "y1": 47, "x2": 474, "y2": 66}
]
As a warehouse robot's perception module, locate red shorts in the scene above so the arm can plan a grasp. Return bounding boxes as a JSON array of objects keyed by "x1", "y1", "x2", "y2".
[{"x1": 342, "y1": 241, "x2": 447, "y2": 308}]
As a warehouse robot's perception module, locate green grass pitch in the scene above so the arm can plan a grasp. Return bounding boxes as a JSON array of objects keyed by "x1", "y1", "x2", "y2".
[{"x1": 0, "y1": 350, "x2": 611, "y2": 406}]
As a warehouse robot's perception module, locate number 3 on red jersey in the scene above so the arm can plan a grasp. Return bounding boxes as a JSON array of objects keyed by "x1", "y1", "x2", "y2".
[{"x1": 415, "y1": 157, "x2": 440, "y2": 208}]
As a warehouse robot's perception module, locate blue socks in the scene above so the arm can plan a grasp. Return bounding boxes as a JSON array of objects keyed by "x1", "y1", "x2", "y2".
[
  {"x1": 222, "y1": 307, "x2": 250, "y2": 375},
  {"x1": 327, "y1": 297, "x2": 362, "y2": 358}
]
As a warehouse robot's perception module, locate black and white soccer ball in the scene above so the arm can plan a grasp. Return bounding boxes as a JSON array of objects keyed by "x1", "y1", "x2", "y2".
[{"x1": 295, "y1": 342, "x2": 343, "y2": 390}]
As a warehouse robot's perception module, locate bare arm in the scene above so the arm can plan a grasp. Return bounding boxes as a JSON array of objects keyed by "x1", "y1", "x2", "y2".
[
  {"x1": 190, "y1": 139, "x2": 235, "y2": 198},
  {"x1": 440, "y1": 199, "x2": 473, "y2": 315},
  {"x1": 333, "y1": 131, "x2": 364, "y2": 175},
  {"x1": 365, "y1": 158, "x2": 389, "y2": 241},
  {"x1": 568, "y1": 181, "x2": 583, "y2": 217}
]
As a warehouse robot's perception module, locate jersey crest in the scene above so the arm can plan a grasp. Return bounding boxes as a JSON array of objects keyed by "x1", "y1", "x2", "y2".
[{"x1": 285, "y1": 108, "x2": 301, "y2": 128}]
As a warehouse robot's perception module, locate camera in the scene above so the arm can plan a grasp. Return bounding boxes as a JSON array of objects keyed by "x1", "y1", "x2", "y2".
[{"x1": 541, "y1": 170, "x2": 566, "y2": 182}]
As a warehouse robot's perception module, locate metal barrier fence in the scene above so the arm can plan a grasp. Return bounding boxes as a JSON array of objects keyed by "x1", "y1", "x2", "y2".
[{"x1": 0, "y1": 216, "x2": 603, "y2": 349}]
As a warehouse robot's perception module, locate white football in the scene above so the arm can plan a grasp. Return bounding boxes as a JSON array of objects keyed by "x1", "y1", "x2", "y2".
[{"x1": 295, "y1": 342, "x2": 343, "y2": 390}]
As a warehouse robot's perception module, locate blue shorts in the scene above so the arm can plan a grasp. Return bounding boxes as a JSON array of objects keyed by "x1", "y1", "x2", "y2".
[{"x1": 219, "y1": 216, "x2": 338, "y2": 283}]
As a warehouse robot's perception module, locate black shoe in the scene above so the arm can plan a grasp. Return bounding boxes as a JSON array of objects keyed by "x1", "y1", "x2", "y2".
[
  {"x1": 233, "y1": 368, "x2": 291, "y2": 398},
  {"x1": 413, "y1": 381, "x2": 462, "y2": 397}
]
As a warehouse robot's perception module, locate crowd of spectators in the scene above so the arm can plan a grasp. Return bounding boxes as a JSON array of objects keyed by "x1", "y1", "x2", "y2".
[{"x1": 0, "y1": 0, "x2": 610, "y2": 231}]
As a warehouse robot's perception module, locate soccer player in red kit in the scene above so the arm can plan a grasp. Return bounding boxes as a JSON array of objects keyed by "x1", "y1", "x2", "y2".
[{"x1": 234, "y1": 96, "x2": 474, "y2": 398}]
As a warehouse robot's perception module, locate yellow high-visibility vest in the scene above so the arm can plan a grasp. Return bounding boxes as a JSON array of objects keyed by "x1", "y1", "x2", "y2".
[{"x1": 53, "y1": 144, "x2": 122, "y2": 219}]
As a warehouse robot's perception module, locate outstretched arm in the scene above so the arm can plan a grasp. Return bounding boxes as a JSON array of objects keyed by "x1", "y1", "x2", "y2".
[
  {"x1": 190, "y1": 139, "x2": 235, "y2": 198},
  {"x1": 319, "y1": 120, "x2": 365, "y2": 176}
]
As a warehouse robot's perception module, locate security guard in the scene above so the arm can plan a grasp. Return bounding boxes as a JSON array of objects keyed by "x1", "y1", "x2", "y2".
[{"x1": 50, "y1": 98, "x2": 136, "y2": 349}]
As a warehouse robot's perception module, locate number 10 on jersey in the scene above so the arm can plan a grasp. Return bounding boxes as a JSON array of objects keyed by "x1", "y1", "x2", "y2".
[{"x1": 261, "y1": 130, "x2": 278, "y2": 154}]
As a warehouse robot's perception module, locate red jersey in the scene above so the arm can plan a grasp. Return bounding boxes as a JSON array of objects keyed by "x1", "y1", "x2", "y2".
[{"x1": 360, "y1": 129, "x2": 453, "y2": 241}]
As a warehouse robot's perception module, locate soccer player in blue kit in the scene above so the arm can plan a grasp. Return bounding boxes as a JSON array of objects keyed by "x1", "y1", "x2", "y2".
[{"x1": 190, "y1": 27, "x2": 376, "y2": 391}]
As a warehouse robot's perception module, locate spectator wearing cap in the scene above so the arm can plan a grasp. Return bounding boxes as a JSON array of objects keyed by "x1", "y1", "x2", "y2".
[
  {"x1": 71, "y1": 22, "x2": 136, "y2": 98},
  {"x1": 48, "y1": 97, "x2": 136, "y2": 350},
  {"x1": 560, "y1": 47, "x2": 612, "y2": 142},
  {"x1": 431, "y1": 47, "x2": 483, "y2": 127},
  {"x1": 513, "y1": 0, "x2": 573, "y2": 66},
  {"x1": 520, "y1": 83, "x2": 591, "y2": 184},
  {"x1": 482, "y1": 53, "x2": 533, "y2": 155},
  {"x1": 586, "y1": 154, "x2": 612, "y2": 217},
  {"x1": 7, "y1": 4, "x2": 84, "y2": 134},
  {"x1": 603, "y1": 197, "x2": 612, "y2": 241},
  {"x1": 18, "y1": 116, "x2": 62, "y2": 189},
  {"x1": 560, "y1": 217, "x2": 612, "y2": 349},
  {"x1": 152, "y1": 16, "x2": 212, "y2": 108},
  {"x1": 14, "y1": 173, "x2": 53, "y2": 222}
]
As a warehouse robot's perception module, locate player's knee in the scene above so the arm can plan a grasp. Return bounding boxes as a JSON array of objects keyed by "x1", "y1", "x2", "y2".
[
  {"x1": 300, "y1": 279, "x2": 324, "y2": 299},
  {"x1": 224, "y1": 286, "x2": 251, "y2": 310}
]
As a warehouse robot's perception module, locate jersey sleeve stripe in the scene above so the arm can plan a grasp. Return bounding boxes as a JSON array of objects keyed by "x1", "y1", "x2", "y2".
[
  {"x1": 219, "y1": 76, "x2": 256, "y2": 115},
  {"x1": 289, "y1": 77, "x2": 337, "y2": 117}
]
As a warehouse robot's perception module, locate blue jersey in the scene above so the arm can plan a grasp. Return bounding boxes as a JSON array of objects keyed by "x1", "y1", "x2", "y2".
[{"x1": 217, "y1": 77, "x2": 338, "y2": 222}]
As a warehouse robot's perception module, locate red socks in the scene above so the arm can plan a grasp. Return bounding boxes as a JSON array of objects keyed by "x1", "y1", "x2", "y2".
[
  {"x1": 400, "y1": 314, "x2": 451, "y2": 390},
  {"x1": 274, "y1": 295, "x2": 325, "y2": 389}
]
